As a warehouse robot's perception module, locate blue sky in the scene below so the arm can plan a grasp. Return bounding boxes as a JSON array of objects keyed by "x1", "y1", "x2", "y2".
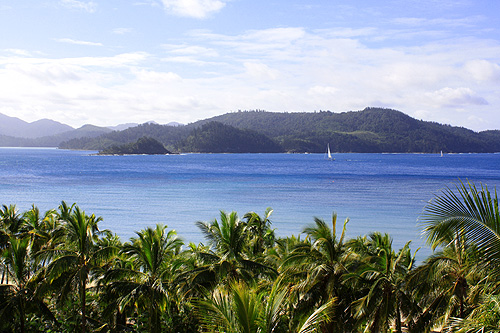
[{"x1": 1, "y1": 0, "x2": 499, "y2": 131}]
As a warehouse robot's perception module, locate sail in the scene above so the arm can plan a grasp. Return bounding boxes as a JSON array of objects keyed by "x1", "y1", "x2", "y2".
[{"x1": 327, "y1": 144, "x2": 332, "y2": 159}]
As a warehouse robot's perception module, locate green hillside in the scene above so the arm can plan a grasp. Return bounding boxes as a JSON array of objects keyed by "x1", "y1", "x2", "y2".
[
  {"x1": 98, "y1": 137, "x2": 171, "y2": 155},
  {"x1": 0, "y1": 124, "x2": 112, "y2": 147},
  {"x1": 174, "y1": 121, "x2": 282, "y2": 153},
  {"x1": 59, "y1": 108, "x2": 500, "y2": 153}
]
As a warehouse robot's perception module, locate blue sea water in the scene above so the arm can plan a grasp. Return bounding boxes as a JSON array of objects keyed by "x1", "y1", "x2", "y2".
[{"x1": 1, "y1": 147, "x2": 500, "y2": 260}]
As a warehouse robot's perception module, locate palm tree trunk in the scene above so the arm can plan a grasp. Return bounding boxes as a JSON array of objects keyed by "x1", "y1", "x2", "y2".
[
  {"x1": 395, "y1": 303, "x2": 402, "y2": 333},
  {"x1": 20, "y1": 296, "x2": 26, "y2": 333},
  {"x1": 81, "y1": 276, "x2": 87, "y2": 333},
  {"x1": 116, "y1": 309, "x2": 127, "y2": 331}
]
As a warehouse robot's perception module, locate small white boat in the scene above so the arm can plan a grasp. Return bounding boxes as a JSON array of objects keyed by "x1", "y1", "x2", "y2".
[{"x1": 325, "y1": 143, "x2": 334, "y2": 160}]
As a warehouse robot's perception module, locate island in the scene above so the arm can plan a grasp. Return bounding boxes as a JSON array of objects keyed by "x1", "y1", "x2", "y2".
[{"x1": 98, "y1": 137, "x2": 172, "y2": 155}]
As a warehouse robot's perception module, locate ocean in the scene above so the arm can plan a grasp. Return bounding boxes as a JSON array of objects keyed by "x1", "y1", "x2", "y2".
[{"x1": 2, "y1": 147, "x2": 499, "y2": 260}]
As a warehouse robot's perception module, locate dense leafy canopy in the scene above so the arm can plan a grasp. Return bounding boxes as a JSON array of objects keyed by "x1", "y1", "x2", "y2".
[
  {"x1": 59, "y1": 108, "x2": 500, "y2": 153},
  {"x1": 1, "y1": 181, "x2": 500, "y2": 331}
]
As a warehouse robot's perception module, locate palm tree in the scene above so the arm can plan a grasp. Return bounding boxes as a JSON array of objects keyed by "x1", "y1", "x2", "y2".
[
  {"x1": 281, "y1": 213, "x2": 353, "y2": 331},
  {"x1": 20, "y1": 205, "x2": 62, "y2": 258},
  {"x1": 0, "y1": 235, "x2": 57, "y2": 332},
  {"x1": 406, "y1": 237, "x2": 482, "y2": 331},
  {"x1": 104, "y1": 224, "x2": 183, "y2": 333},
  {"x1": 421, "y1": 180, "x2": 500, "y2": 274},
  {"x1": 46, "y1": 204, "x2": 114, "y2": 333},
  {"x1": 194, "y1": 279, "x2": 335, "y2": 333},
  {"x1": 192, "y1": 211, "x2": 277, "y2": 288},
  {"x1": 445, "y1": 293, "x2": 500, "y2": 332},
  {"x1": 348, "y1": 232, "x2": 417, "y2": 333},
  {"x1": 0, "y1": 204, "x2": 23, "y2": 236},
  {"x1": 418, "y1": 180, "x2": 500, "y2": 331},
  {"x1": 244, "y1": 207, "x2": 275, "y2": 256}
]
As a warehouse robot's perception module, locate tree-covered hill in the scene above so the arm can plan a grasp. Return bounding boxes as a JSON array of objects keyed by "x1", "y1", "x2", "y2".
[
  {"x1": 59, "y1": 108, "x2": 500, "y2": 153},
  {"x1": 174, "y1": 121, "x2": 282, "y2": 153},
  {"x1": 59, "y1": 123, "x2": 190, "y2": 151},
  {"x1": 194, "y1": 108, "x2": 500, "y2": 153},
  {"x1": 98, "y1": 137, "x2": 172, "y2": 155}
]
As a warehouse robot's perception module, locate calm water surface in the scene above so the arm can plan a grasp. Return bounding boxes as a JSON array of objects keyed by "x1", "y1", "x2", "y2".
[{"x1": 2, "y1": 147, "x2": 500, "y2": 260}]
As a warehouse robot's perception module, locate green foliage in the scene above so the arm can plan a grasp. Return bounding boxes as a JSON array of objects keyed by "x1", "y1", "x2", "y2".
[
  {"x1": 98, "y1": 136, "x2": 171, "y2": 155},
  {"x1": 2, "y1": 180, "x2": 500, "y2": 331},
  {"x1": 59, "y1": 108, "x2": 500, "y2": 153},
  {"x1": 175, "y1": 121, "x2": 282, "y2": 153}
]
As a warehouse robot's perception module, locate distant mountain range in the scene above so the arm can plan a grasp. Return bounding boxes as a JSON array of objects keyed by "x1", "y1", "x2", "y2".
[
  {"x1": 0, "y1": 113, "x2": 73, "y2": 138},
  {"x1": 1, "y1": 108, "x2": 500, "y2": 153},
  {"x1": 0, "y1": 113, "x2": 181, "y2": 147}
]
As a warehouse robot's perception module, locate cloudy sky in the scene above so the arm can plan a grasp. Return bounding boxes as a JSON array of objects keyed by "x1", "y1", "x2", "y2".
[{"x1": 1, "y1": 0, "x2": 499, "y2": 131}]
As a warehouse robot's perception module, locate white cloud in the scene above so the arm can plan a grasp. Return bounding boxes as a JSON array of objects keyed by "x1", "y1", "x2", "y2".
[
  {"x1": 464, "y1": 60, "x2": 500, "y2": 82},
  {"x1": 60, "y1": 0, "x2": 97, "y2": 13},
  {"x1": 55, "y1": 38, "x2": 103, "y2": 46},
  {"x1": 166, "y1": 45, "x2": 219, "y2": 57},
  {"x1": 393, "y1": 16, "x2": 484, "y2": 28},
  {"x1": 160, "y1": 0, "x2": 227, "y2": 18},
  {"x1": 1, "y1": 23, "x2": 500, "y2": 130},
  {"x1": 112, "y1": 28, "x2": 133, "y2": 35},
  {"x1": 307, "y1": 86, "x2": 339, "y2": 96},
  {"x1": 243, "y1": 62, "x2": 279, "y2": 80},
  {"x1": 428, "y1": 87, "x2": 488, "y2": 107},
  {"x1": 3, "y1": 49, "x2": 33, "y2": 56}
]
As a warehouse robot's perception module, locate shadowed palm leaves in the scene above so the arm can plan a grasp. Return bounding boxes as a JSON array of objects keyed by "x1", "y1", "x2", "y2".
[
  {"x1": 419, "y1": 180, "x2": 500, "y2": 331},
  {"x1": 281, "y1": 213, "x2": 352, "y2": 331},
  {"x1": 46, "y1": 203, "x2": 114, "y2": 333},
  {"x1": 192, "y1": 211, "x2": 277, "y2": 289},
  {"x1": 349, "y1": 232, "x2": 417, "y2": 333},
  {"x1": 21, "y1": 205, "x2": 63, "y2": 259},
  {"x1": 104, "y1": 224, "x2": 183, "y2": 333},
  {"x1": 421, "y1": 180, "x2": 500, "y2": 274},
  {"x1": 0, "y1": 235, "x2": 57, "y2": 332},
  {"x1": 244, "y1": 208, "x2": 275, "y2": 256},
  {"x1": 407, "y1": 238, "x2": 482, "y2": 331},
  {"x1": 195, "y1": 278, "x2": 335, "y2": 333},
  {"x1": 445, "y1": 294, "x2": 500, "y2": 333}
]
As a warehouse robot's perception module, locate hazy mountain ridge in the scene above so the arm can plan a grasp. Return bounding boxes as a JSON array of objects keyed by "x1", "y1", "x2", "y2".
[
  {"x1": 59, "y1": 108, "x2": 500, "y2": 153},
  {"x1": 2, "y1": 108, "x2": 500, "y2": 153},
  {"x1": 0, "y1": 122, "x2": 113, "y2": 147},
  {"x1": 0, "y1": 113, "x2": 73, "y2": 138}
]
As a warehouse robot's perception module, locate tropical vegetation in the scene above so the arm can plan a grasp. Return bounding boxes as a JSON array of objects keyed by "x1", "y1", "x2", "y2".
[
  {"x1": 57, "y1": 108, "x2": 500, "y2": 153},
  {"x1": 1, "y1": 180, "x2": 500, "y2": 332}
]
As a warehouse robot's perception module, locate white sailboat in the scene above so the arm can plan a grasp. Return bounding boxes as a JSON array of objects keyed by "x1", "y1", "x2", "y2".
[
  {"x1": 326, "y1": 143, "x2": 334, "y2": 160},
  {"x1": 440, "y1": 150, "x2": 443, "y2": 157}
]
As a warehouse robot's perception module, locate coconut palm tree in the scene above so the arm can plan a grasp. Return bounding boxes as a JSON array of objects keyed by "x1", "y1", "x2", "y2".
[
  {"x1": 0, "y1": 204, "x2": 23, "y2": 236},
  {"x1": 421, "y1": 180, "x2": 500, "y2": 274},
  {"x1": 445, "y1": 293, "x2": 500, "y2": 332},
  {"x1": 103, "y1": 224, "x2": 183, "y2": 333},
  {"x1": 348, "y1": 232, "x2": 417, "y2": 333},
  {"x1": 194, "y1": 278, "x2": 336, "y2": 333},
  {"x1": 0, "y1": 235, "x2": 57, "y2": 332},
  {"x1": 418, "y1": 180, "x2": 500, "y2": 331},
  {"x1": 46, "y1": 205, "x2": 114, "y2": 333},
  {"x1": 406, "y1": 236, "x2": 482, "y2": 331},
  {"x1": 281, "y1": 213, "x2": 353, "y2": 331},
  {"x1": 192, "y1": 211, "x2": 277, "y2": 288},
  {"x1": 244, "y1": 207, "x2": 275, "y2": 256},
  {"x1": 20, "y1": 205, "x2": 63, "y2": 259}
]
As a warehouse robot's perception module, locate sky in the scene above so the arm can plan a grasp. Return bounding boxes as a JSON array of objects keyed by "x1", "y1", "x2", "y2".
[{"x1": 1, "y1": 0, "x2": 500, "y2": 131}]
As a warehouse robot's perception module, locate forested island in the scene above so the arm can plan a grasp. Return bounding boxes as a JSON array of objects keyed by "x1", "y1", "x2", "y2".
[
  {"x1": 59, "y1": 108, "x2": 500, "y2": 153},
  {"x1": 1, "y1": 107, "x2": 500, "y2": 153},
  {"x1": 1, "y1": 181, "x2": 499, "y2": 332},
  {"x1": 97, "y1": 137, "x2": 172, "y2": 155}
]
